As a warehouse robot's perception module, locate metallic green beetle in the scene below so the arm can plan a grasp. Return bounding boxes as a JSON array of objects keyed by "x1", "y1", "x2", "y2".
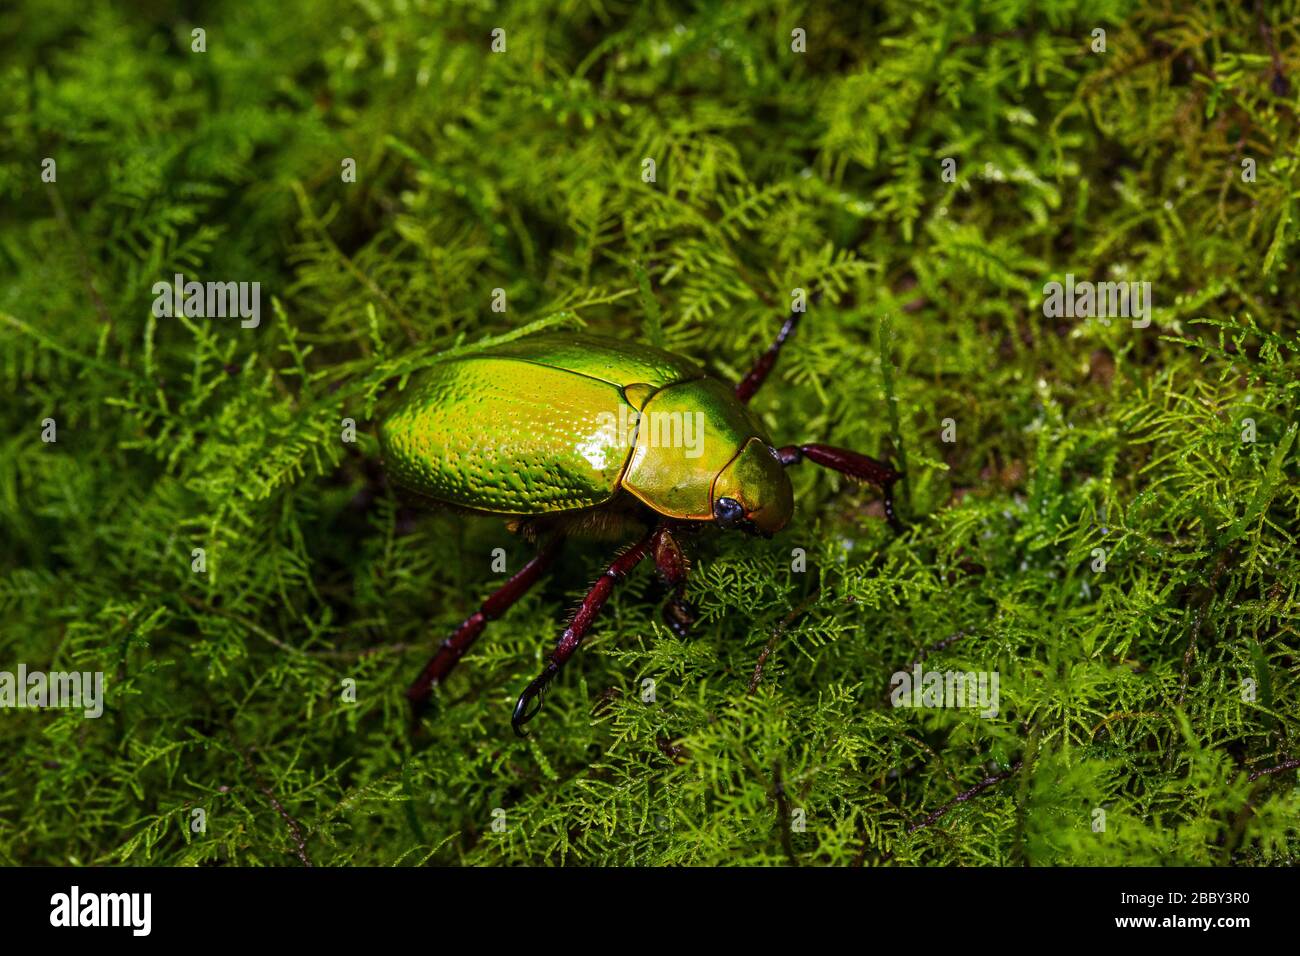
[{"x1": 379, "y1": 310, "x2": 901, "y2": 735}]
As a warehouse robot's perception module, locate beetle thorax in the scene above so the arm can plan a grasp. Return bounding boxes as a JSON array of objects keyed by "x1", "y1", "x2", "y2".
[{"x1": 620, "y1": 378, "x2": 792, "y2": 531}]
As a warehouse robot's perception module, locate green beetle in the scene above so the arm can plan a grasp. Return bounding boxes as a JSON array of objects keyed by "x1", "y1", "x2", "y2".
[{"x1": 380, "y1": 310, "x2": 901, "y2": 735}]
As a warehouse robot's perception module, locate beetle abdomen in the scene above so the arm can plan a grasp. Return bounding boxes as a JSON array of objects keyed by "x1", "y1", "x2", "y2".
[{"x1": 380, "y1": 354, "x2": 635, "y2": 515}]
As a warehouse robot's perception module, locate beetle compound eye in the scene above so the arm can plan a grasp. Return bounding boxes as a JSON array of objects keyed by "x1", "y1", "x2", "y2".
[{"x1": 713, "y1": 496, "x2": 745, "y2": 527}]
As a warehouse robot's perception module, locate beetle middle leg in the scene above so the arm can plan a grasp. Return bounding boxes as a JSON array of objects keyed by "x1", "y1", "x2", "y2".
[
  {"x1": 653, "y1": 523, "x2": 695, "y2": 636},
  {"x1": 777, "y1": 443, "x2": 905, "y2": 533},
  {"x1": 511, "y1": 524, "x2": 663, "y2": 736},
  {"x1": 407, "y1": 534, "x2": 564, "y2": 722}
]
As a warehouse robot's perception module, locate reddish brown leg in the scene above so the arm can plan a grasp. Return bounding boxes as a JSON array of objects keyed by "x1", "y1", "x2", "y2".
[
  {"x1": 407, "y1": 535, "x2": 563, "y2": 720},
  {"x1": 777, "y1": 444, "x2": 905, "y2": 532},
  {"x1": 511, "y1": 525, "x2": 661, "y2": 736},
  {"x1": 654, "y1": 524, "x2": 694, "y2": 636},
  {"x1": 735, "y1": 308, "x2": 801, "y2": 403}
]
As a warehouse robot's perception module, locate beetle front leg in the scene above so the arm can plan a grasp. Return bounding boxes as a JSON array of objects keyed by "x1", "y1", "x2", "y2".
[
  {"x1": 735, "y1": 307, "x2": 801, "y2": 404},
  {"x1": 407, "y1": 535, "x2": 564, "y2": 722},
  {"x1": 777, "y1": 443, "x2": 905, "y2": 533},
  {"x1": 511, "y1": 525, "x2": 660, "y2": 736}
]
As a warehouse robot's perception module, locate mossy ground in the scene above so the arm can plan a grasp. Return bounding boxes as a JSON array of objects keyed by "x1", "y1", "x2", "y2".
[{"x1": 2, "y1": 0, "x2": 1298, "y2": 866}]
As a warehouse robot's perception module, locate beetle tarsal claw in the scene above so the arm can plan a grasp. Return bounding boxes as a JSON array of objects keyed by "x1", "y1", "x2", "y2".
[{"x1": 511, "y1": 665, "x2": 556, "y2": 736}]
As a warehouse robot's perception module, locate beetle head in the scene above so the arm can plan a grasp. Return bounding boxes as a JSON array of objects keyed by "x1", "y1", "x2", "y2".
[{"x1": 711, "y1": 438, "x2": 794, "y2": 536}]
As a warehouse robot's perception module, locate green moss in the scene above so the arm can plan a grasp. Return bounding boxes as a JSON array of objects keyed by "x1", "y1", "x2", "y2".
[{"x1": 1, "y1": 0, "x2": 1297, "y2": 866}]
